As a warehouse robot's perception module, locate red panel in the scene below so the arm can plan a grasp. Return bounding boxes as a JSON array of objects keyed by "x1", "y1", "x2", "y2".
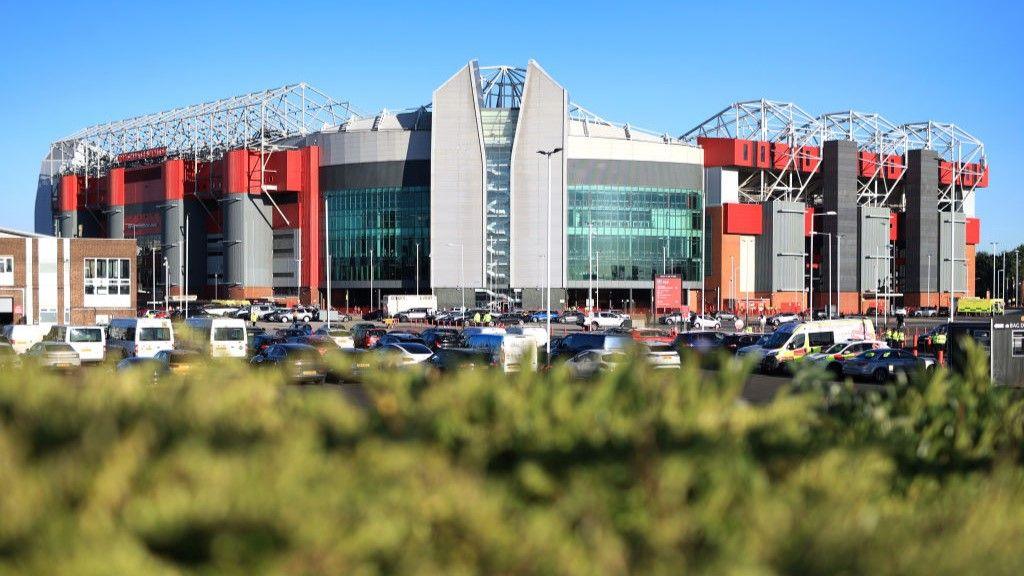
[
  {"x1": 185, "y1": 160, "x2": 223, "y2": 195},
  {"x1": 882, "y1": 154, "x2": 905, "y2": 180},
  {"x1": 272, "y1": 202, "x2": 299, "y2": 229},
  {"x1": 697, "y1": 137, "x2": 755, "y2": 168},
  {"x1": 771, "y1": 142, "x2": 792, "y2": 170},
  {"x1": 957, "y1": 162, "x2": 987, "y2": 187},
  {"x1": 722, "y1": 203, "x2": 763, "y2": 235},
  {"x1": 107, "y1": 168, "x2": 125, "y2": 207},
  {"x1": 654, "y1": 275, "x2": 683, "y2": 311},
  {"x1": 966, "y1": 217, "x2": 980, "y2": 245},
  {"x1": 162, "y1": 159, "x2": 185, "y2": 201},
  {"x1": 939, "y1": 161, "x2": 955, "y2": 185},
  {"x1": 754, "y1": 141, "x2": 771, "y2": 169},
  {"x1": 798, "y1": 146, "x2": 821, "y2": 173},
  {"x1": 804, "y1": 207, "x2": 814, "y2": 236},
  {"x1": 223, "y1": 149, "x2": 261, "y2": 194},
  {"x1": 124, "y1": 166, "x2": 164, "y2": 205},
  {"x1": 889, "y1": 212, "x2": 898, "y2": 242},
  {"x1": 298, "y1": 146, "x2": 321, "y2": 302},
  {"x1": 858, "y1": 151, "x2": 879, "y2": 178},
  {"x1": 265, "y1": 150, "x2": 304, "y2": 192},
  {"x1": 124, "y1": 211, "x2": 163, "y2": 236},
  {"x1": 59, "y1": 174, "x2": 80, "y2": 212},
  {"x1": 977, "y1": 165, "x2": 989, "y2": 187}
]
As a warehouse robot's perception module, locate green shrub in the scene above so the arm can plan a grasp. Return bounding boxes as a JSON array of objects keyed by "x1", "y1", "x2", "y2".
[{"x1": 0, "y1": 347, "x2": 1022, "y2": 575}]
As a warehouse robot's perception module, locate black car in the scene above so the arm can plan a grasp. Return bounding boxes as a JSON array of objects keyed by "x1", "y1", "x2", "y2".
[
  {"x1": 558, "y1": 311, "x2": 586, "y2": 325},
  {"x1": 721, "y1": 333, "x2": 762, "y2": 354},
  {"x1": 250, "y1": 332, "x2": 282, "y2": 356},
  {"x1": 420, "y1": 327, "x2": 462, "y2": 350},
  {"x1": 671, "y1": 331, "x2": 727, "y2": 354},
  {"x1": 362, "y1": 309, "x2": 387, "y2": 322},
  {"x1": 250, "y1": 343, "x2": 327, "y2": 384},
  {"x1": 427, "y1": 348, "x2": 493, "y2": 372},
  {"x1": 375, "y1": 332, "x2": 428, "y2": 348}
]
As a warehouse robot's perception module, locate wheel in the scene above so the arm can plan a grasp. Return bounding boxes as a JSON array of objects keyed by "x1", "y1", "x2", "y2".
[
  {"x1": 873, "y1": 368, "x2": 889, "y2": 384},
  {"x1": 302, "y1": 316, "x2": 311, "y2": 323},
  {"x1": 592, "y1": 322, "x2": 600, "y2": 330}
]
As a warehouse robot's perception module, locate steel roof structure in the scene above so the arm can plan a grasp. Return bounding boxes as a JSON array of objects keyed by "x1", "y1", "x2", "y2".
[{"x1": 47, "y1": 83, "x2": 361, "y2": 178}]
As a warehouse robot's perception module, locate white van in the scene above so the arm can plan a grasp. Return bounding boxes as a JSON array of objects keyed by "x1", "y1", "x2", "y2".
[
  {"x1": 107, "y1": 318, "x2": 175, "y2": 359},
  {"x1": 738, "y1": 318, "x2": 875, "y2": 373},
  {"x1": 506, "y1": 325, "x2": 549, "y2": 350},
  {"x1": 45, "y1": 325, "x2": 106, "y2": 362},
  {"x1": 185, "y1": 317, "x2": 248, "y2": 358},
  {"x1": 465, "y1": 333, "x2": 538, "y2": 373},
  {"x1": 2, "y1": 325, "x2": 52, "y2": 355}
]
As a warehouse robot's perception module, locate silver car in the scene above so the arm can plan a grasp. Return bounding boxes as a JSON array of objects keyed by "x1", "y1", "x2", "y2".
[
  {"x1": 842, "y1": 348, "x2": 933, "y2": 383},
  {"x1": 25, "y1": 341, "x2": 81, "y2": 370}
]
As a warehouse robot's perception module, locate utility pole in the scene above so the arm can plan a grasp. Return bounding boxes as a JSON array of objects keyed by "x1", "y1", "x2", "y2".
[
  {"x1": 991, "y1": 241, "x2": 999, "y2": 300},
  {"x1": 596, "y1": 251, "x2": 600, "y2": 312},
  {"x1": 163, "y1": 256, "x2": 169, "y2": 312},
  {"x1": 184, "y1": 214, "x2": 189, "y2": 319},
  {"x1": 415, "y1": 242, "x2": 420, "y2": 297},
  {"x1": 588, "y1": 221, "x2": 593, "y2": 313},
  {"x1": 370, "y1": 249, "x2": 374, "y2": 311},
  {"x1": 151, "y1": 246, "x2": 156, "y2": 309},
  {"x1": 537, "y1": 147, "x2": 563, "y2": 364},
  {"x1": 836, "y1": 234, "x2": 842, "y2": 318},
  {"x1": 325, "y1": 196, "x2": 331, "y2": 328}
]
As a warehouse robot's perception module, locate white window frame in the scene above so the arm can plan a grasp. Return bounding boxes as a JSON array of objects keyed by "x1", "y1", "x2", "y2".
[
  {"x1": 84, "y1": 257, "x2": 131, "y2": 296},
  {"x1": 0, "y1": 255, "x2": 13, "y2": 286}
]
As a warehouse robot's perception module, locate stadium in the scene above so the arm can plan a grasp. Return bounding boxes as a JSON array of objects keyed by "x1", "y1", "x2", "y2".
[{"x1": 36, "y1": 59, "x2": 988, "y2": 314}]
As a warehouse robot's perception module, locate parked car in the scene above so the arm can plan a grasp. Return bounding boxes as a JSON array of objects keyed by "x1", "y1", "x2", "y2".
[
  {"x1": 395, "y1": 307, "x2": 432, "y2": 322},
  {"x1": 233, "y1": 304, "x2": 277, "y2": 320},
  {"x1": 153, "y1": 349, "x2": 202, "y2": 375},
  {"x1": 250, "y1": 332, "x2": 283, "y2": 356},
  {"x1": 558, "y1": 311, "x2": 586, "y2": 325},
  {"x1": 115, "y1": 356, "x2": 164, "y2": 382},
  {"x1": 354, "y1": 328, "x2": 387, "y2": 349},
  {"x1": 806, "y1": 340, "x2": 887, "y2": 377},
  {"x1": 314, "y1": 327, "x2": 354, "y2": 348},
  {"x1": 529, "y1": 311, "x2": 559, "y2": 323},
  {"x1": 202, "y1": 304, "x2": 240, "y2": 317},
  {"x1": 550, "y1": 332, "x2": 634, "y2": 362},
  {"x1": 567, "y1": 350, "x2": 627, "y2": 379},
  {"x1": 585, "y1": 311, "x2": 630, "y2": 330},
  {"x1": 715, "y1": 311, "x2": 737, "y2": 322},
  {"x1": 250, "y1": 343, "x2": 327, "y2": 384},
  {"x1": 912, "y1": 307, "x2": 939, "y2": 317},
  {"x1": 44, "y1": 325, "x2": 106, "y2": 363},
  {"x1": 768, "y1": 313, "x2": 801, "y2": 327},
  {"x1": 671, "y1": 331, "x2": 727, "y2": 355},
  {"x1": 721, "y1": 333, "x2": 763, "y2": 354},
  {"x1": 377, "y1": 342, "x2": 434, "y2": 365},
  {"x1": 691, "y1": 315, "x2": 721, "y2": 330},
  {"x1": 419, "y1": 327, "x2": 462, "y2": 350},
  {"x1": 842, "y1": 348, "x2": 933, "y2": 383},
  {"x1": 658, "y1": 312, "x2": 685, "y2": 325},
  {"x1": 25, "y1": 342, "x2": 81, "y2": 370},
  {"x1": 276, "y1": 306, "x2": 319, "y2": 323},
  {"x1": 630, "y1": 328, "x2": 676, "y2": 346},
  {"x1": 427, "y1": 348, "x2": 493, "y2": 373},
  {"x1": 464, "y1": 333, "x2": 537, "y2": 372},
  {"x1": 375, "y1": 332, "x2": 428, "y2": 348},
  {"x1": 362, "y1": 309, "x2": 387, "y2": 322}
]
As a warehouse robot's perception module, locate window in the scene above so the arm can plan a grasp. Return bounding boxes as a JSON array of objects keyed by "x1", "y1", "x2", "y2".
[
  {"x1": 808, "y1": 332, "x2": 834, "y2": 348},
  {"x1": 0, "y1": 256, "x2": 13, "y2": 286},
  {"x1": 69, "y1": 328, "x2": 103, "y2": 343},
  {"x1": 213, "y1": 327, "x2": 245, "y2": 342},
  {"x1": 84, "y1": 258, "x2": 131, "y2": 297},
  {"x1": 1013, "y1": 331, "x2": 1024, "y2": 357},
  {"x1": 139, "y1": 327, "x2": 171, "y2": 341}
]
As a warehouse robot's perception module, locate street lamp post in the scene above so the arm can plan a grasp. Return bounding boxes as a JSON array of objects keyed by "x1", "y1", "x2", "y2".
[
  {"x1": 415, "y1": 242, "x2": 420, "y2": 297},
  {"x1": 991, "y1": 242, "x2": 999, "y2": 301},
  {"x1": 537, "y1": 147, "x2": 563, "y2": 364}
]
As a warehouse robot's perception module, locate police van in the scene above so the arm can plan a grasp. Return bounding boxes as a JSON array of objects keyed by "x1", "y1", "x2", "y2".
[{"x1": 737, "y1": 318, "x2": 875, "y2": 373}]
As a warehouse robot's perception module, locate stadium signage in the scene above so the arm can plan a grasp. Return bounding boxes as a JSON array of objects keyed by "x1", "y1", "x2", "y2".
[{"x1": 117, "y1": 147, "x2": 167, "y2": 163}]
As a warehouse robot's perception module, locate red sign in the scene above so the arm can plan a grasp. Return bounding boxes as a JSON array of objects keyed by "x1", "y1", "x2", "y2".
[
  {"x1": 118, "y1": 147, "x2": 167, "y2": 164},
  {"x1": 654, "y1": 275, "x2": 683, "y2": 311}
]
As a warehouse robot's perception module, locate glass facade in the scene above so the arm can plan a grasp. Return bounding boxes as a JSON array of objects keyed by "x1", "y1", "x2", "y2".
[
  {"x1": 480, "y1": 108, "x2": 517, "y2": 290},
  {"x1": 567, "y1": 185, "x2": 703, "y2": 282},
  {"x1": 324, "y1": 186, "x2": 429, "y2": 283}
]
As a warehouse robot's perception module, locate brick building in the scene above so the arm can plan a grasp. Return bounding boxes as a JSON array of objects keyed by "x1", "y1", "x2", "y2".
[{"x1": 0, "y1": 227, "x2": 136, "y2": 325}]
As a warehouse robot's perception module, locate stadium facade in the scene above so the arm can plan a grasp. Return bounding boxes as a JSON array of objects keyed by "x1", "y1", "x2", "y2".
[{"x1": 36, "y1": 60, "x2": 988, "y2": 313}]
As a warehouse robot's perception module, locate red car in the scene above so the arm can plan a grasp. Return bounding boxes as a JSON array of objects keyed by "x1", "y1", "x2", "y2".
[{"x1": 630, "y1": 328, "x2": 676, "y2": 346}]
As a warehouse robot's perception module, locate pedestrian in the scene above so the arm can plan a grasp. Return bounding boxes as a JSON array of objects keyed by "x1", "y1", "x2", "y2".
[
  {"x1": 483, "y1": 310, "x2": 492, "y2": 326},
  {"x1": 759, "y1": 314, "x2": 766, "y2": 332},
  {"x1": 473, "y1": 311, "x2": 482, "y2": 326},
  {"x1": 249, "y1": 306, "x2": 258, "y2": 327}
]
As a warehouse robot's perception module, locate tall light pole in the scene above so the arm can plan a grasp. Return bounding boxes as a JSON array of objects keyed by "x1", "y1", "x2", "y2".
[
  {"x1": 537, "y1": 147, "x2": 563, "y2": 364},
  {"x1": 836, "y1": 234, "x2": 843, "y2": 318},
  {"x1": 991, "y1": 241, "x2": 999, "y2": 300},
  {"x1": 588, "y1": 221, "x2": 594, "y2": 313},
  {"x1": 809, "y1": 211, "x2": 837, "y2": 316},
  {"x1": 415, "y1": 242, "x2": 420, "y2": 297},
  {"x1": 369, "y1": 249, "x2": 374, "y2": 311},
  {"x1": 325, "y1": 196, "x2": 332, "y2": 328},
  {"x1": 163, "y1": 256, "x2": 169, "y2": 312},
  {"x1": 446, "y1": 242, "x2": 464, "y2": 310}
]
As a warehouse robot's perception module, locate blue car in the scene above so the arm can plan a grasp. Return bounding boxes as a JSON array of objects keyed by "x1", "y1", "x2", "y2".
[{"x1": 530, "y1": 311, "x2": 559, "y2": 322}]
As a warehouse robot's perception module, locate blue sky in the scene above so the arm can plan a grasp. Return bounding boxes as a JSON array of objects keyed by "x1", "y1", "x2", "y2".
[{"x1": 1, "y1": 0, "x2": 1021, "y2": 245}]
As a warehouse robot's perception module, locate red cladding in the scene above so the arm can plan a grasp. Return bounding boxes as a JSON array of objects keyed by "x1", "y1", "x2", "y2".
[
  {"x1": 265, "y1": 150, "x2": 304, "y2": 192},
  {"x1": 298, "y1": 146, "x2": 321, "y2": 300},
  {"x1": 107, "y1": 168, "x2": 125, "y2": 207},
  {"x1": 804, "y1": 207, "x2": 814, "y2": 237},
  {"x1": 698, "y1": 137, "x2": 755, "y2": 168},
  {"x1": 771, "y1": 142, "x2": 792, "y2": 170},
  {"x1": 754, "y1": 141, "x2": 771, "y2": 169},
  {"x1": 939, "y1": 161, "x2": 955, "y2": 185},
  {"x1": 722, "y1": 203, "x2": 763, "y2": 235},
  {"x1": 224, "y1": 149, "x2": 262, "y2": 194},
  {"x1": 798, "y1": 146, "x2": 821, "y2": 173},
  {"x1": 858, "y1": 151, "x2": 879, "y2": 178},
  {"x1": 882, "y1": 154, "x2": 905, "y2": 180},
  {"x1": 889, "y1": 212, "x2": 898, "y2": 241},
  {"x1": 978, "y1": 165, "x2": 990, "y2": 187},
  {"x1": 939, "y1": 162, "x2": 989, "y2": 188},
  {"x1": 59, "y1": 174, "x2": 80, "y2": 212},
  {"x1": 966, "y1": 217, "x2": 980, "y2": 245},
  {"x1": 162, "y1": 160, "x2": 185, "y2": 201}
]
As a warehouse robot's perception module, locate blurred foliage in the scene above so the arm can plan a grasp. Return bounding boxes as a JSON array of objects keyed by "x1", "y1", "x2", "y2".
[{"x1": 1, "y1": 344, "x2": 1023, "y2": 575}]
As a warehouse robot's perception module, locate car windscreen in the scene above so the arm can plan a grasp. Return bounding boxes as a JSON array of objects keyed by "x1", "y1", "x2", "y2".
[
  {"x1": 139, "y1": 327, "x2": 172, "y2": 341},
  {"x1": 761, "y1": 327, "x2": 794, "y2": 350},
  {"x1": 395, "y1": 342, "x2": 432, "y2": 355},
  {"x1": 823, "y1": 342, "x2": 847, "y2": 354},
  {"x1": 69, "y1": 328, "x2": 103, "y2": 343},
  {"x1": 213, "y1": 327, "x2": 245, "y2": 341}
]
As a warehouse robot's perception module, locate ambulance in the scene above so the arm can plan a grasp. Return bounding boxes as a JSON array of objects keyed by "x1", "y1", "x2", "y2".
[{"x1": 737, "y1": 318, "x2": 875, "y2": 373}]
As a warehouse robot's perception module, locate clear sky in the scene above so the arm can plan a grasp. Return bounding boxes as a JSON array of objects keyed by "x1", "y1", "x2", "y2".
[{"x1": 1, "y1": 0, "x2": 1021, "y2": 245}]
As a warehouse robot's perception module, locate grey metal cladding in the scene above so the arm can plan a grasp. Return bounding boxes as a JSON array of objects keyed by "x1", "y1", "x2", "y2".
[
  {"x1": 320, "y1": 160, "x2": 429, "y2": 189},
  {"x1": 222, "y1": 194, "x2": 273, "y2": 288},
  {"x1": 938, "y1": 212, "x2": 967, "y2": 292},
  {"x1": 316, "y1": 130, "x2": 430, "y2": 166},
  {"x1": 431, "y1": 62, "x2": 486, "y2": 289},
  {"x1": 162, "y1": 199, "x2": 183, "y2": 286},
  {"x1": 859, "y1": 206, "x2": 892, "y2": 292},
  {"x1": 58, "y1": 211, "x2": 76, "y2": 238},
  {"x1": 821, "y1": 140, "x2": 859, "y2": 291},
  {"x1": 755, "y1": 200, "x2": 805, "y2": 292},
  {"x1": 510, "y1": 61, "x2": 567, "y2": 289},
  {"x1": 107, "y1": 207, "x2": 125, "y2": 239},
  {"x1": 904, "y1": 150, "x2": 940, "y2": 293},
  {"x1": 567, "y1": 159, "x2": 702, "y2": 189}
]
